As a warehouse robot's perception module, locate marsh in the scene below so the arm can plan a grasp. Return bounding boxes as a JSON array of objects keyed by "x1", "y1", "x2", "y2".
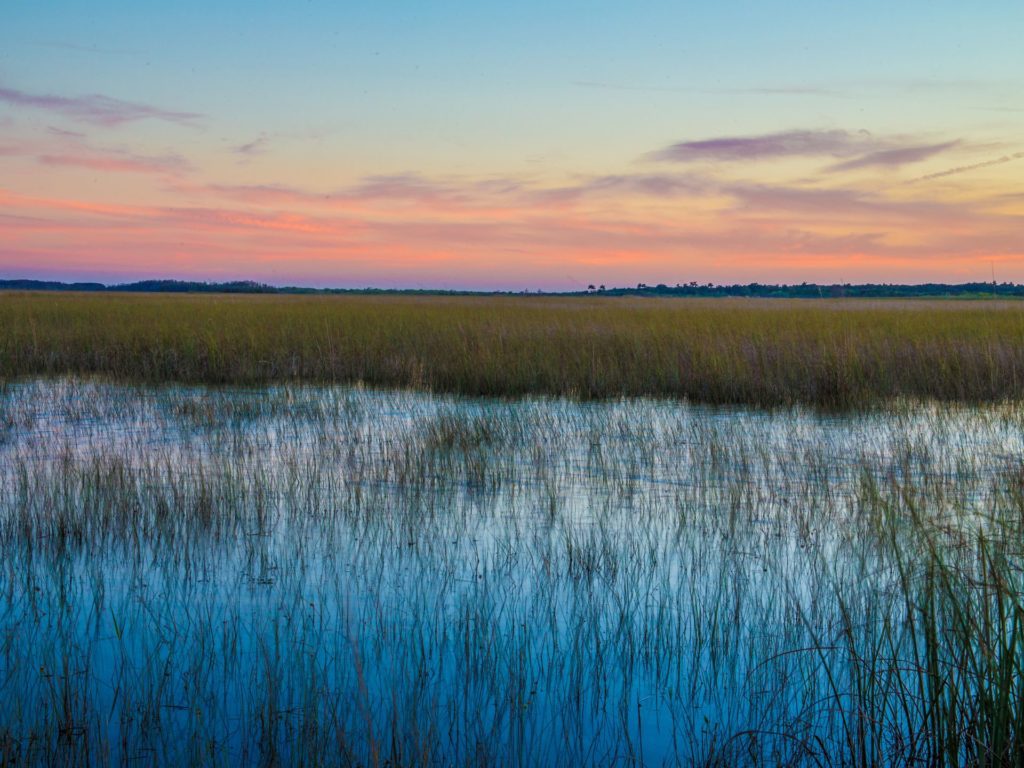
[
  {"x1": 1, "y1": 379, "x2": 1022, "y2": 765},
  {"x1": 5, "y1": 293, "x2": 1024, "y2": 408}
]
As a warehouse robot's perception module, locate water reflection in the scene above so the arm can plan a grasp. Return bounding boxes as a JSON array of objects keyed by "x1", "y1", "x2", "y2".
[{"x1": 0, "y1": 380, "x2": 1021, "y2": 765}]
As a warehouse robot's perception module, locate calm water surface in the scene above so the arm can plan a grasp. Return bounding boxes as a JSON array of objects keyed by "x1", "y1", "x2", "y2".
[{"x1": 1, "y1": 380, "x2": 1021, "y2": 765}]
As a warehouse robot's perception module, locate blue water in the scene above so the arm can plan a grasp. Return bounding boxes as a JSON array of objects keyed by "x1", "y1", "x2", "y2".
[{"x1": 0, "y1": 380, "x2": 1020, "y2": 765}]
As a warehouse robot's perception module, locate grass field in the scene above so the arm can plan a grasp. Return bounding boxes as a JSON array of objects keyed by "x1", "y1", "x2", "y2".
[{"x1": 3, "y1": 291, "x2": 1024, "y2": 407}]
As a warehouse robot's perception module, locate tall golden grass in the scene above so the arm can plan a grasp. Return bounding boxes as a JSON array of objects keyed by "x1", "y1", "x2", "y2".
[{"x1": 2, "y1": 291, "x2": 1023, "y2": 406}]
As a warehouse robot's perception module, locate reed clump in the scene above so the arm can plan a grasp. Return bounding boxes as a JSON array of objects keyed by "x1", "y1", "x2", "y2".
[{"x1": 3, "y1": 292, "x2": 1024, "y2": 407}]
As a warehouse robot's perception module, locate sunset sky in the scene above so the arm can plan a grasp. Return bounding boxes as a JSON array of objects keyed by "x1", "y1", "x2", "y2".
[{"x1": 2, "y1": 1, "x2": 1022, "y2": 289}]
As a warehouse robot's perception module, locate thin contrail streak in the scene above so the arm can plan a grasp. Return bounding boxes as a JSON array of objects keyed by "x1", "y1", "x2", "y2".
[{"x1": 909, "y1": 151, "x2": 1024, "y2": 182}]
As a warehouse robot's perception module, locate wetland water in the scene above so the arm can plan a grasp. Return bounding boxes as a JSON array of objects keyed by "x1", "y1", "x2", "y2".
[{"x1": 1, "y1": 380, "x2": 1022, "y2": 766}]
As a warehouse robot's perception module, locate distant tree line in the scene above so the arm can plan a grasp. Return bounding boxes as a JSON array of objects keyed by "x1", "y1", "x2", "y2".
[
  {"x1": 0, "y1": 279, "x2": 286, "y2": 294},
  {"x1": 2, "y1": 277, "x2": 1023, "y2": 299},
  {"x1": 582, "y1": 281, "x2": 1024, "y2": 299}
]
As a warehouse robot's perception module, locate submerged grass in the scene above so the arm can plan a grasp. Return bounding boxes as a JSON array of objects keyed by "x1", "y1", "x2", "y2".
[
  {"x1": 3, "y1": 292, "x2": 1024, "y2": 407},
  {"x1": 1, "y1": 380, "x2": 1023, "y2": 765}
]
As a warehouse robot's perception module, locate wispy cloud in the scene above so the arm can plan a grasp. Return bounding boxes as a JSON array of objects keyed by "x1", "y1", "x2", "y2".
[
  {"x1": 37, "y1": 148, "x2": 191, "y2": 176},
  {"x1": 0, "y1": 130, "x2": 193, "y2": 177},
  {"x1": 531, "y1": 173, "x2": 709, "y2": 203},
  {"x1": 202, "y1": 172, "x2": 710, "y2": 211},
  {"x1": 231, "y1": 135, "x2": 272, "y2": 156},
  {"x1": 0, "y1": 85, "x2": 201, "y2": 127},
  {"x1": 827, "y1": 141, "x2": 960, "y2": 172},
  {"x1": 908, "y1": 151, "x2": 1024, "y2": 182},
  {"x1": 203, "y1": 183, "x2": 335, "y2": 206},
  {"x1": 649, "y1": 128, "x2": 967, "y2": 176},
  {"x1": 203, "y1": 174, "x2": 531, "y2": 211},
  {"x1": 721, "y1": 183, "x2": 974, "y2": 225},
  {"x1": 46, "y1": 126, "x2": 87, "y2": 139},
  {"x1": 648, "y1": 129, "x2": 876, "y2": 163}
]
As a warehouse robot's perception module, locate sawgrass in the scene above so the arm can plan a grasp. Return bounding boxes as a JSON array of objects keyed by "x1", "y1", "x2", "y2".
[{"x1": 3, "y1": 292, "x2": 1024, "y2": 406}]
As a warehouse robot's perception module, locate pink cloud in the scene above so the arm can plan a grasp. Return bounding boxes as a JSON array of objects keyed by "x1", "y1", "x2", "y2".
[{"x1": 37, "y1": 150, "x2": 191, "y2": 176}]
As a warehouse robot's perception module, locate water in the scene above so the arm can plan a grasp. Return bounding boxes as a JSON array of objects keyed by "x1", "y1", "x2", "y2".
[{"x1": 1, "y1": 379, "x2": 1022, "y2": 765}]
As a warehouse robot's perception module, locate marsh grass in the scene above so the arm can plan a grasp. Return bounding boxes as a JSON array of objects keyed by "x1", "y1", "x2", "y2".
[
  {"x1": 3, "y1": 292, "x2": 1024, "y2": 407},
  {"x1": 0, "y1": 380, "x2": 1023, "y2": 765}
]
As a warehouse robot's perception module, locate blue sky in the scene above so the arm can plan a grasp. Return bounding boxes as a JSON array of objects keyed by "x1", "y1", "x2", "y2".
[{"x1": 2, "y1": 1, "x2": 1022, "y2": 287}]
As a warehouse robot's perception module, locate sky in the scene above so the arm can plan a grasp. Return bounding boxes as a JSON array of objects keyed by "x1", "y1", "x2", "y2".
[{"x1": 1, "y1": 1, "x2": 1022, "y2": 290}]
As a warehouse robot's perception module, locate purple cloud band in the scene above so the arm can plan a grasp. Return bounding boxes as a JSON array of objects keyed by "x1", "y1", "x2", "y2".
[
  {"x1": 0, "y1": 85, "x2": 201, "y2": 127},
  {"x1": 649, "y1": 129, "x2": 869, "y2": 162},
  {"x1": 828, "y1": 141, "x2": 960, "y2": 172},
  {"x1": 649, "y1": 128, "x2": 961, "y2": 172}
]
